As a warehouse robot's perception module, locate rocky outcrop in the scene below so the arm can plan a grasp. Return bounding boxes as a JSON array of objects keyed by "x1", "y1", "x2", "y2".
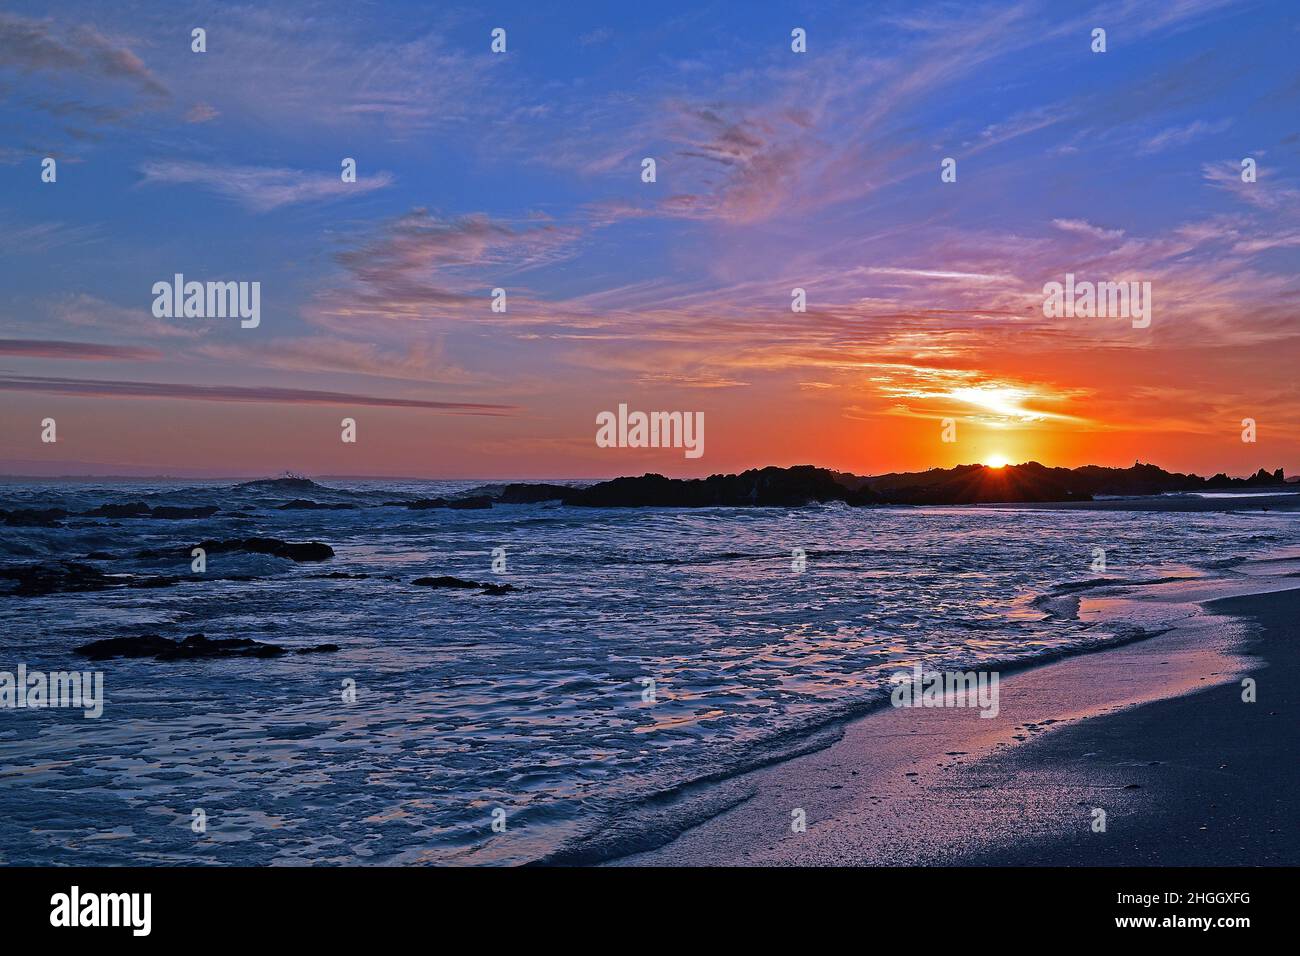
[
  {"x1": 0, "y1": 508, "x2": 69, "y2": 527},
  {"x1": 865, "y1": 461, "x2": 1291, "y2": 504},
  {"x1": 78, "y1": 503, "x2": 219, "y2": 520},
  {"x1": 0, "y1": 561, "x2": 181, "y2": 597},
  {"x1": 497, "y1": 483, "x2": 577, "y2": 504},
  {"x1": 74, "y1": 633, "x2": 339, "y2": 661},
  {"x1": 412, "y1": 575, "x2": 518, "y2": 595},
  {"x1": 193, "y1": 538, "x2": 335, "y2": 562},
  {"x1": 234, "y1": 476, "x2": 321, "y2": 491},
  {"x1": 149, "y1": 505, "x2": 221, "y2": 519},
  {"x1": 276, "y1": 500, "x2": 357, "y2": 510},
  {"x1": 561, "y1": 466, "x2": 881, "y2": 508},
  {"x1": 402, "y1": 496, "x2": 494, "y2": 510}
]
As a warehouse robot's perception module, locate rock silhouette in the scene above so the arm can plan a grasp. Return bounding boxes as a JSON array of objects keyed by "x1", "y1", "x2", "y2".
[{"x1": 74, "y1": 633, "x2": 340, "y2": 661}]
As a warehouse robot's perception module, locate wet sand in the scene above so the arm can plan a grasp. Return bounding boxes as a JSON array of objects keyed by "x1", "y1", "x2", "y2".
[{"x1": 611, "y1": 572, "x2": 1300, "y2": 866}]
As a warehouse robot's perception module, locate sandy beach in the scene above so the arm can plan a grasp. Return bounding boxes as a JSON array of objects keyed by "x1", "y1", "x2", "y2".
[{"x1": 608, "y1": 560, "x2": 1300, "y2": 866}]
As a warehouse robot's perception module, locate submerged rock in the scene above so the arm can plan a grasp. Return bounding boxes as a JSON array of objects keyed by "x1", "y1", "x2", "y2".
[
  {"x1": 448, "y1": 496, "x2": 493, "y2": 510},
  {"x1": 404, "y1": 496, "x2": 493, "y2": 511},
  {"x1": 0, "y1": 507, "x2": 69, "y2": 527},
  {"x1": 74, "y1": 634, "x2": 175, "y2": 659},
  {"x1": 148, "y1": 505, "x2": 221, "y2": 520},
  {"x1": 77, "y1": 503, "x2": 219, "y2": 520},
  {"x1": 74, "y1": 633, "x2": 340, "y2": 661},
  {"x1": 0, "y1": 561, "x2": 181, "y2": 597},
  {"x1": 497, "y1": 483, "x2": 578, "y2": 504},
  {"x1": 83, "y1": 502, "x2": 151, "y2": 518},
  {"x1": 403, "y1": 498, "x2": 450, "y2": 510},
  {"x1": 412, "y1": 575, "x2": 518, "y2": 595},
  {"x1": 277, "y1": 500, "x2": 357, "y2": 510},
  {"x1": 412, "y1": 575, "x2": 482, "y2": 589},
  {"x1": 194, "y1": 538, "x2": 335, "y2": 562}
]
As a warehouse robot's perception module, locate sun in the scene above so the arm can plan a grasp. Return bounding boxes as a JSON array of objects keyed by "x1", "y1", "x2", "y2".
[{"x1": 983, "y1": 454, "x2": 1010, "y2": 468}]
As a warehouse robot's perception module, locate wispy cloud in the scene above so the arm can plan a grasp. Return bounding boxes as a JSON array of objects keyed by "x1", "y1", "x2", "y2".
[
  {"x1": 578, "y1": 27, "x2": 614, "y2": 46},
  {"x1": 195, "y1": 337, "x2": 478, "y2": 384},
  {"x1": 1138, "y1": 117, "x2": 1232, "y2": 154},
  {"x1": 312, "y1": 209, "x2": 580, "y2": 327},
  {"x1": 1051, "y1": 218, "x2": 1126, "y2": 241},
  {"x1": 0, "y1": 220, "x2": 101, "y2": 253},
  {"x1": 0, "y1": 339, "x2": 162, "y2": 361},
  {"x1": 1203, "y1": 160, "x2": 1300, "y2": 211},
  {"x1": 149, "y1": 7, "x2": 495, "y2": 136},
  {"x1": 0, "y1": 12, "x2": 168, "y2": 98},
  {"x1": 0, "y1": 375, "x2": 519, "y2": 413},
  {"x1": 46, "y1": 293, "x2": 206, "y2": 340},
  {"x1": 139, "y1": 160, "x2": 394, "y2": 212},
  {"x1": 183, "y1": 103, "x2": 219, "y2": 124}
]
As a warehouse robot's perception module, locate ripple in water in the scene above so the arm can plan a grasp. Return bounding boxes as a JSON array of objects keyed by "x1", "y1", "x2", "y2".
[{"x1": 1, "y1": 479, "x2": 1295, "y2": 864}]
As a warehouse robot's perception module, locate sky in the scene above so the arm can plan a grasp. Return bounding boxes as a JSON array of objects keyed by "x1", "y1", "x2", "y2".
[{"x1": 0, "y1": 0, "x2": 1297, "y2": 479}]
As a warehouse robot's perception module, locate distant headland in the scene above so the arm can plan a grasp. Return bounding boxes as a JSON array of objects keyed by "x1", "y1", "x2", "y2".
[{"x1": 435, "y1": 462, "x2": 1294, "y2": 508}]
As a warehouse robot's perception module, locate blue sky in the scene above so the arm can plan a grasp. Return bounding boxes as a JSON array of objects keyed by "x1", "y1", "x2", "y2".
[{"x1": 1, "y1": 0, "x2": 1298, "y2": 477}]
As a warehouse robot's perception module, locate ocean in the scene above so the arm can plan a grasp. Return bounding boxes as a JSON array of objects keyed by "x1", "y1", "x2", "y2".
[{"x1": 1, "y1": 477, "x2": 1296, "y2": 865}]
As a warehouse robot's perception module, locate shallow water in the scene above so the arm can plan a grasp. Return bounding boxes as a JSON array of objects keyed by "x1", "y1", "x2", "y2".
[{"x1": 1, "y1": 478, "x2": 1297, "y2": 864}]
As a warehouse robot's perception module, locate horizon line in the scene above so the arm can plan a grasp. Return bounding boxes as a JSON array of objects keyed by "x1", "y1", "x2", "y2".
[{"x1": 0, "y1": 460, "x2": 1293, "y2": 484}]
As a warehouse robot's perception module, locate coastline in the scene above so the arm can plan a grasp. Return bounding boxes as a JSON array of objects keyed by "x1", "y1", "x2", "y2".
[
  {"x1": 4, "y1": 472, "x2": 1298, "y2": 866},
  {"x1": 970, "y1": 493, "x2": 1300, "y2": 512},
  {"x1": 603, "y1": 563, "x2": 1300, "y2": 867}
]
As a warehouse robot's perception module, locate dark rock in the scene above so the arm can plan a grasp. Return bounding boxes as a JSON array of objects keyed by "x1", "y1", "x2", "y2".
[
  {"x1": 74, "y1": 634, "x2": 177, "y2": 659},
  {"x1": 194, "y1": 538, "x2": 334, "y2": 562},
  {"x1": 412, "y1": 575, "x2": 518, "y2": 595},
  {"x1": 865, "y1": 461, "x2": 1291, "y2": 504},
  {"x1": 148, "y1": 505, "x2": 220, "y2": 520},
  {"x1": 565, "y1": 466, "x2": 881, "y2": 508},
  {"x1": 497, "y1": 483, "x2": 579, "y2": 504},
  {"x1": 487, "y1": 462, "x2": 1292, "y2": 508},
  {"x1": 412, "y1": 575, "x2": 482, "y2": 589},
  {"x1": 0, "y1": 507, "x2": 69, "y2": 527},
  {"x1": 77, "y1": 503, "x2": 218, "y2": 520},
  {"x1": 447, "y1": 496, "x2": 493, "y2": 510},
  {"x1": 405, "y1": 498, "x2": 451, "y2": 510},
  {"x1": 404, "y1": 495, "x2": 493, "y2": 510},
  {"x1": 274, "y1": 541, "x2": 334, "y2": 561},
  {"x1": 74, "y1": 632, "x2": 341, "y2": 661},
  {"x1": 83, "y1": 502, "x2": 151, "y2": 518},
  {"x1": 277, "y1": 500, "x2": 357, "y2": 510},
  {"x1": 0, "y1": 561, "x2": 181, "y2": 597},
  {"x1": 234, "y1": 476, "x2": 321, "y2": 491}
]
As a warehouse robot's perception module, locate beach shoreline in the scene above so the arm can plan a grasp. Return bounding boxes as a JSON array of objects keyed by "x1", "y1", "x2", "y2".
[{"x1": 603, "y1": 567, "x2": 1300, "y2": 867}]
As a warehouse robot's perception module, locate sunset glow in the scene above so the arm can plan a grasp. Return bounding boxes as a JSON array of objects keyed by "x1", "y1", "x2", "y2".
[
  {"x1": 2, "y1": 0, "x2": 1298, "y2": 897},
  {"x1": 0, "y1": 1, "x2": 1295, "y2": 479}
]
